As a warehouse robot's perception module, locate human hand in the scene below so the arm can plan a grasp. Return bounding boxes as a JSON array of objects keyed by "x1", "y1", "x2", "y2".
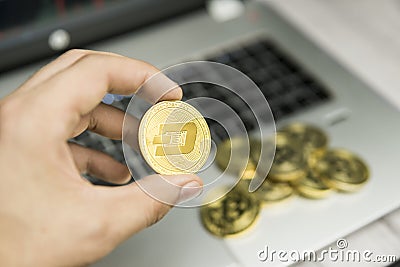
[{"x1": 0, "y1": 50, "x2": 203, "y2": 266}]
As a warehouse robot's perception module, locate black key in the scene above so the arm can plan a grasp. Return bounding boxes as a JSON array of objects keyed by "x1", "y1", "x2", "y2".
[
  {"x1": 236, "y1": 58, "x2": 260, "y2": 74},
  {"x1": 228, "y1": 48, "x2": 248, "y2": 62},
  {"x1": 387, "y1": 259, "x2": 400, "y2": 267},
  {"x1": 245, "y1": 41, "x2": 266, "y2": 55},
  {"x1": 207, "y1": 54, "x2": 231, "y2": 65},
  {"x1": 120, "y1": 97, "x2": 132, "y2": 110},
  {"x1": 257, "y1": 51, "x2": 278, "y2": 66}
]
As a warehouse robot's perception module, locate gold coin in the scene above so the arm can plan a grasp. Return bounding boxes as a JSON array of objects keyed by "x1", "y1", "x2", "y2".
[
  {"x1": 280, "y1": 123, "x2": 328, "y2": 157},
  {"x1": 292, "y1": 169, "x2": 332, "y2": 199},
  {"x1": 310, "y1": 149, "x2": 369, "y2": 192},
  {"x1": 254, "y1": 180, "x2": 294, "y2": 204},
  {"x1": 249, "y1": 138, "x2": 262, "y2": 162},
  {"x1": 249, "y1": 138, "x2": 276, "y2": 181},
  {"x1": 240, "y1": 160, "x2": 257, "y2": 180},
  {"x1": 200, "y1": 186, "x2": 260, "y2": 237},
  {"x1": 215, "y1": 137, "x2": 251, "y2": 175},
  {"x1": 269, "y1": 132, "x2": 306, "y2": 182},
  {"x1": 138, "y1": 101, "x2": 211, "y2": 174}
]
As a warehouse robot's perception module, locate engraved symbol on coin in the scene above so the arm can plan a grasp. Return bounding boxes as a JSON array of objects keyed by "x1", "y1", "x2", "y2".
[
  {"x1": 153, "y1": 122, "x2": 197, "y2": 156},
  {"x1": 269, "y1": 132, "x2": 306, "y2": 182},
  {"x1": 292, "y1": 169, "x2": 332, "y2": 199},
  {"x1": 310, "y1": 149, "x2": 369, "y2": 192},
  {"x1": 280, "y1": 123, "x2": 328, "y2": 158},
  {"x1": 275, "y1": 146, "x2": 296, "y2": 164},
  {"x1": 329, "y1": 158, "x2": 352, "y2": 178},
  {"x1": 201, "y1": 187, "x2": 260, "y2": 237},
  {"x1": 254, "y1": 180, "x2": 294, "y2": 204},
  {"x1": 138, "y1": 101, "x2": 211, "y2": 175},
  {"x1": 208, "y1": 191, "x2": 250, "y2": 224}
]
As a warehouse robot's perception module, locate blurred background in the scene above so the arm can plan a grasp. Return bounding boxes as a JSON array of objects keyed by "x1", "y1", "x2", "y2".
[{"x1": 0, "y1": 0, "x2": 399, "y2": 267}]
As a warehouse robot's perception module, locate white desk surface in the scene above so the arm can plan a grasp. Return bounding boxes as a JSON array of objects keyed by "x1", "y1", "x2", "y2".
[
  {"x1": 261, "y1": 0, "x2": 400, "y2": 266},
  {"x1": 263, "y1": 0, "x2": 400, "y2": 110}
]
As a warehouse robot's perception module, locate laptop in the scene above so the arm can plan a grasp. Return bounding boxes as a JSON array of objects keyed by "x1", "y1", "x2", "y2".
[{"x1": 0, "y1": 1, "x2": 399, "y2": 266}]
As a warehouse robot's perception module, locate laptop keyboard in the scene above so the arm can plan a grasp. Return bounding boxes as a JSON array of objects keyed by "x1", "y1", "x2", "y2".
[
  {"x1": 71, "y1": 38, "x2": 332, "y2": 182},
  {"x1": 202, "y1": 39, "x2": 330, "y2": 135}
]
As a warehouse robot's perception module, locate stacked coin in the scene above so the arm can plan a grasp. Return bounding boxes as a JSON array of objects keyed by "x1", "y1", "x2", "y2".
[
  {"x1": 201, "y1": 122, "x2": 369, "y2": 237},
  {"x1": 215, "y1": 137, "x2": 252, "y2": 176},
  {"x1": 200, "y1": 183, "x2": 260, "y2": 237}
]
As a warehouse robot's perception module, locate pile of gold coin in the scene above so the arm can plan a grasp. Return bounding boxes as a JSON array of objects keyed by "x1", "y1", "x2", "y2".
[
  {"x1": 200, "y1": 183, "x2": 260, "y2": 237},
  {"x1": 201, "y1": 122, "x2": 370, "y2": 237}
]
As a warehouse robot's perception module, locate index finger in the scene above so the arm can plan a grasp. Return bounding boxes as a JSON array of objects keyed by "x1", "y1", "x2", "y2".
[{"x1": 34, "y1": 53, "x2": 181, "y2": 139}]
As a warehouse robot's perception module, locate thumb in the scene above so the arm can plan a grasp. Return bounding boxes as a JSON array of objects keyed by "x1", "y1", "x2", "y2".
[{"x1": 96, "y1": 174, "x2": 203, "y2": 243}]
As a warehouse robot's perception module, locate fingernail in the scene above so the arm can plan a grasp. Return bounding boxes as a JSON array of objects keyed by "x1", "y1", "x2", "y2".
[{"x1": 178, "y1": 181, "x2": 202, "y2": 203}]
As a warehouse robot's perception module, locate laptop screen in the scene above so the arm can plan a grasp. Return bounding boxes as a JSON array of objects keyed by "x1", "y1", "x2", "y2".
[
  {"x1": 0, "y1": 0, "x2": 129, "y2": 37},
  {"x1": 0, "y1": 0, "x2": 205, "y2": 72}
]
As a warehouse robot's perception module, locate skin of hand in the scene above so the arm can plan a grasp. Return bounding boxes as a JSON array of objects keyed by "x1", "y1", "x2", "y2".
[{"x1": 0, "y1": 50, "x2": 203, "y2": 267}]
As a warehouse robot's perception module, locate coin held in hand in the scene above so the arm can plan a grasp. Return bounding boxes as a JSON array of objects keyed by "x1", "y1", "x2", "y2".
[{"x1": 138, "y1": 101, "x2": 211, "y2": 175}]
